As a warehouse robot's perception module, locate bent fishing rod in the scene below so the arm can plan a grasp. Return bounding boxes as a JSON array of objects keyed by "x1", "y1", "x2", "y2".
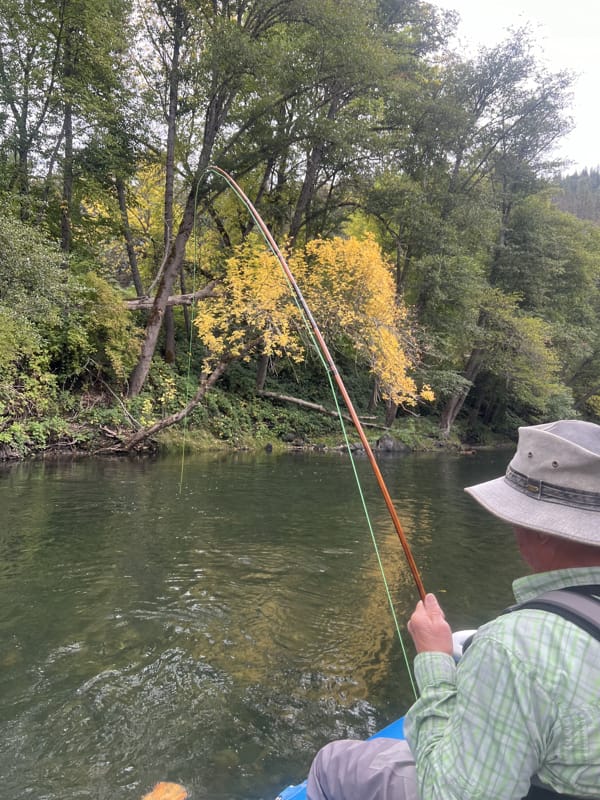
[{"x1": 208, "y1": 165, "x2": 426, "y2": 602}]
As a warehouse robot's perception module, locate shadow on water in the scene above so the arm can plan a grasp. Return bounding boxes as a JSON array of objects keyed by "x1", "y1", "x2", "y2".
[{"x1": 0, "y1": 448, "x2": 522, "y2": 799}]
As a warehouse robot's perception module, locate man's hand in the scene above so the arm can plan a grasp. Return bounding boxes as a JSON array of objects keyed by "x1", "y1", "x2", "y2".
[{"x1": 407, "y1": 593, "x2": 453, "y2": 655}]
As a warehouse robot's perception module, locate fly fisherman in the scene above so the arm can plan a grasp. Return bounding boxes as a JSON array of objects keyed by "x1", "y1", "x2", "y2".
[{"x1": 306, "y1": 419, "x2": 600, "y2": 800}]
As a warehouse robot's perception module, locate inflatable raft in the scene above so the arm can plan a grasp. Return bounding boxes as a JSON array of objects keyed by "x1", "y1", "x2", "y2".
[
  {"x1": 275, "y1": 716, "x2": 406, "y2": 800},
  {"x1": 274, "y1": 629, "x2": 478, "y2": 800}
]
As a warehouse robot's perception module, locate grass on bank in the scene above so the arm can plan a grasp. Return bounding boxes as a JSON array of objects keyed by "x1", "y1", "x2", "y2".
[
  {"x1": 1, "y1": 351, "x2": 495, "y2": 460},
  {"x1": 0, "y1": 381, "x2": 466, "y2": 460}
]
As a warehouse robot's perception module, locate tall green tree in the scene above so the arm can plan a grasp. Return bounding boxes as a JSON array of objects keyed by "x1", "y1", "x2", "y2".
[
  {"x1": 54, "y1": 0, "x2": 133, "y2": 252},
  {"x1": 126, "y1": 0, "x2": 449, "y2": 396},
  {"x1": 0, "y1": 0, "x2": 134, "y2": 237},
  {"x1": 0, "y1": 0, "x2": 61, "y2": 215},
  {"x1": 388, "y1": 30, "x2": 573, "y2": 434}
]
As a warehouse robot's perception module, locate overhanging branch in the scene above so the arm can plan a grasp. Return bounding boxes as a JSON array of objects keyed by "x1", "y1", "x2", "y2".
[{"x1": 124, "y1": 281, "x2": 217, "y2": 310}]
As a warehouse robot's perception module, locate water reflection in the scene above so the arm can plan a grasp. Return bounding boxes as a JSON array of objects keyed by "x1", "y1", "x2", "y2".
[{"x1": 0, "y1": 449, "x2": 522, "y2": 799}]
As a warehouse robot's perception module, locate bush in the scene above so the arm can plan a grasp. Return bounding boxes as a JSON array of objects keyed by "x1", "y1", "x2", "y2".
[{"x1": 50, "y1": 272, "x2": 142, "y2": 388}]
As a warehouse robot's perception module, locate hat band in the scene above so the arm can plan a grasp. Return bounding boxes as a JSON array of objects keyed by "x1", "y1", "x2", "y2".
[{"x1": 505, "y1": 466, "x2": 600, "y2": 512}]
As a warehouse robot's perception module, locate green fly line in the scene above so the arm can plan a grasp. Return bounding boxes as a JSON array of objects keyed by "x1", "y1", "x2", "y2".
[
  {"x1": 180, "y1": 166, "x2": 418, "y2": 699},
  {"x1": 178, "y1": 180, "x2": 205, "y2": 494}
]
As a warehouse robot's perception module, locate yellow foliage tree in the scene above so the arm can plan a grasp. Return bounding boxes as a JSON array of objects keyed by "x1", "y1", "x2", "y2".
[
  {"x1": 195, "y1": 235, "x2": 305, "y2": 365},
  {"x1": 128, "y1": 164, "x2": 184, "y2": 281},
  {"x1": 195, "y1": 234, "x2": 433, "y2": 407},
  {"x1": 292, "y1": 236, "x2": 432, "y2": 407}
]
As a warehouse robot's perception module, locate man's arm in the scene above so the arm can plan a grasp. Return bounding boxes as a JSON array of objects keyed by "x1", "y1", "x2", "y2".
[{"x1": 404, "y1": 596, "x2": 545, "y2": 799}]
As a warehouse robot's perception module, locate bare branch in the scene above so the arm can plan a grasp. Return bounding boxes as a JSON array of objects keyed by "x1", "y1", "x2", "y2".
[{"x1": 124, "y1": 282, "x2": 217, "y2": 310}]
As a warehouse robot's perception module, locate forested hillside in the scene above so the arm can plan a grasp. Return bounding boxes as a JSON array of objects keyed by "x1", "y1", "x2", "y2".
[
  {"x1": 1, "y1": 0, "x2": 599, "y2": 458},
  {"x1": 555, "y1": 168, "x2": 600, "y2": 223}
]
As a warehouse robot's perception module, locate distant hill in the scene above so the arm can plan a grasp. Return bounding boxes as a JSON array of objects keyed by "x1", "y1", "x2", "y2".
[{"x1": 554, "y1": 168, "x2": 600, "y2": 223}]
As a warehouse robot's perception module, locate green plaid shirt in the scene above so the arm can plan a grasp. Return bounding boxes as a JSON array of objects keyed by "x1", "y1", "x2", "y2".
[{"x1": 404, "y1": 567, "x2": 600, "y2": 799}]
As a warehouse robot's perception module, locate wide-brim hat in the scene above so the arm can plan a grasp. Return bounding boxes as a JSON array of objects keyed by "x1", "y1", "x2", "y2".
[{"x1": 465, "y1": 420, "x2": 600, "y2": 546}]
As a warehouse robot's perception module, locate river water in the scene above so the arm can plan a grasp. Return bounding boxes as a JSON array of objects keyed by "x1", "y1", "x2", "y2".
[{"x1": 0, "y1": 447, "x2": 523, "y2": 799}]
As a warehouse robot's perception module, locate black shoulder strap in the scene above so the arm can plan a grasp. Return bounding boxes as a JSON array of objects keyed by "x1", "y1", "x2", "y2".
[
  {"x1": 463, "y1": 585, "x2": 600, "y2": 655},
  {"x1": 506, "y1": 584, "x2": 600, "y2": 644},
  {"x1": 511, "y1": 586, "x2": 600, "y2": 800},
  {"x1": 524, "y1": 783, "x2": 591, "y2": 800}
]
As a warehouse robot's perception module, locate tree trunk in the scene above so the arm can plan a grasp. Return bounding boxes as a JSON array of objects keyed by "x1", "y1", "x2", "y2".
[
  {"x1": 396, "y1": 241, "x2": 413, "y2": 295},
  {"x1": 164, "y1": 307, "x2": 176, "y2": 363},
  {"x1": 123, "y1": 283, "x2": 216, "y2": 310},
  {"x1": 180, "y1": 268, "x2": 191, "y2": 341},
  {"x1": 103, "y1": 359, "x2": 231, "y2": 453},
  {"x1": 368, "y1": 378, "x2": 379, "y2": 413},
  {"x1": 289, "y1": 96, "x2": 341, "y2": 244},
  {"x1": 127, "y1": 215, "x2": 194, "y2": 396},
  {"x1": 116, "y1": 177, "x2": 144, "y2": 296},
  {"x1": 60, "y1": 100, "x2": 73, "y2": 253},
  {"x1": 16, "y1": 118, "x2": 30, "y2": 219},
  {"x1": 385, "y1": 401, "x2": 398, "y2": 428},
  {"x1": 159, "y1": 3, "x2": 185, "y2": 367},
  {"x1": 60, "y1": 13, "x2": 77, "y2": 254},
  {"x1": 257, "y1": 391, "x2": 387, "y2": 430},
  {"x1": 37, "y1": 123, "x2": 65, "y2": 226},
  {"x1": 163, "y1": 2, "x2": 185, "y2": 262},
  {"x1": 289, "y1": 143, "x2": 323, "y2": 243},
  {"x1": 255, "y1": 353, "x2": 269, "y2": 391},
  {"x1": 439, "y1": 348, "x2": 484, "y2": 436}
]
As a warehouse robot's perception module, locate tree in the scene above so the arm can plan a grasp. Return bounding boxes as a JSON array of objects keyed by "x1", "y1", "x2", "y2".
[
  {"x1": 0, "y1": 209, "x2": 141, "y2": 404},
  {"x1": 0, "y1": 211, "x2": 66, "y2": 428},
  {"x1": 495, "y1": 195, "x2": 600, "y2": 422},
  {"x1": 196, "y1": 234, "x2": 432, "y2": 409},
  {"x1": 554, "y1": 168, "x2": 600, "y2": 223},
  {"x1": 55, "y1": 0, "x2": 134, "y2": 252},
  {"x1": 0, "y1": 0, "x2": 62, "y2": 214},
  {"x1": 400, "y1": 30, "x2": 574, "y2": 435},
  {"x1": 440, "y1": 289, "x2": 565, "y2": 435},
  {"x1": 126, "y1": 0, "x2": 451, "y2": 396},
  {"x1": 0, "y1": 0, "x2": 134, "y2": 238}
]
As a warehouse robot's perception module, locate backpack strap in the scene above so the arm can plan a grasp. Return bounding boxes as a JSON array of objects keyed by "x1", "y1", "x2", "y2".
[
  {"x1": 523, "y1": 782, "x2": 590, "y2": 800},
  {"x1": 464, "y1": 586, "x2": 600, "y2": 800},
  {"x1": 461, "y1": 585, "x2": 600, "y2": 655},
  {"x1": 511, "y1": 585, "x2": 600, "y2": 799},
  {"x1": 506, "y1": 584, "x2": 600, "y2": 643}
]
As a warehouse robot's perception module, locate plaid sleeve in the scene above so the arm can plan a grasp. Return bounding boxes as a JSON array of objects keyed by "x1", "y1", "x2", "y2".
[{"x1": 404, "y1": 631, "x2": 549, "y2": 800}]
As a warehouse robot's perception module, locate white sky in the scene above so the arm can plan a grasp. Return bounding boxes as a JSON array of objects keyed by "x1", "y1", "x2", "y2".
[{"x1": 433, "y1": 0, "x2": 600, "y2": 172}]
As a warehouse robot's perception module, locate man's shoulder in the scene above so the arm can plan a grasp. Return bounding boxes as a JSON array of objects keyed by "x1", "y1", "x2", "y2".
[
  {"x1": 469, "y1": 608, "x2": 541, "y2": 651},
  {"x1": 467, "y1": 598, "x2": 600, "y2": 668}
]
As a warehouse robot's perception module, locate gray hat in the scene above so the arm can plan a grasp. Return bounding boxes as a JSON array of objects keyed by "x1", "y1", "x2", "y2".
[{"x1": 465, "y1": 420, "x2": 600, "y2": 546}]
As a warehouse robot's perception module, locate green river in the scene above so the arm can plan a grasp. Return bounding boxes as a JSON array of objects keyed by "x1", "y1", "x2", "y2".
[{"x1": 0, "y1": 448, "x2": 523, "y2": 799}]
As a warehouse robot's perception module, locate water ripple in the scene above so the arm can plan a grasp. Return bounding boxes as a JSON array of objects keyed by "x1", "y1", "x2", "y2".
[{"x1": 0, "y1": 450, "x2": 518, "y2": 799}]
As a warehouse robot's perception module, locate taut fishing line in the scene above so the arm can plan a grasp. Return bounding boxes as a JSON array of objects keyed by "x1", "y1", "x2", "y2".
[
  {"x1": 199, "y1": 165, "x2": 423, "y2": 696},
  {"x1": 178, "y1": 181, "x2": 205, "y2": 496}
]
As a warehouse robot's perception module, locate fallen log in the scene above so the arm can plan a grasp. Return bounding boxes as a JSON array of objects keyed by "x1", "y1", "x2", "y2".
[{"x1": 257, "y1": 390, "x2": 388, "y2": 430}]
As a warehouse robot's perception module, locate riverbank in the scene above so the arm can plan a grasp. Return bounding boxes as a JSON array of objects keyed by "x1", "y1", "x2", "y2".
[{"x1": 0, "y1": 390, "x2": 510, "y2": 462}]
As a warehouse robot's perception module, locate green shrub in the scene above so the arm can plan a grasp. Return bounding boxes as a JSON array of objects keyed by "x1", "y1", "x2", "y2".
[{"x1": 50, "y1": 272, "x2": 142, "y2": 387}]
